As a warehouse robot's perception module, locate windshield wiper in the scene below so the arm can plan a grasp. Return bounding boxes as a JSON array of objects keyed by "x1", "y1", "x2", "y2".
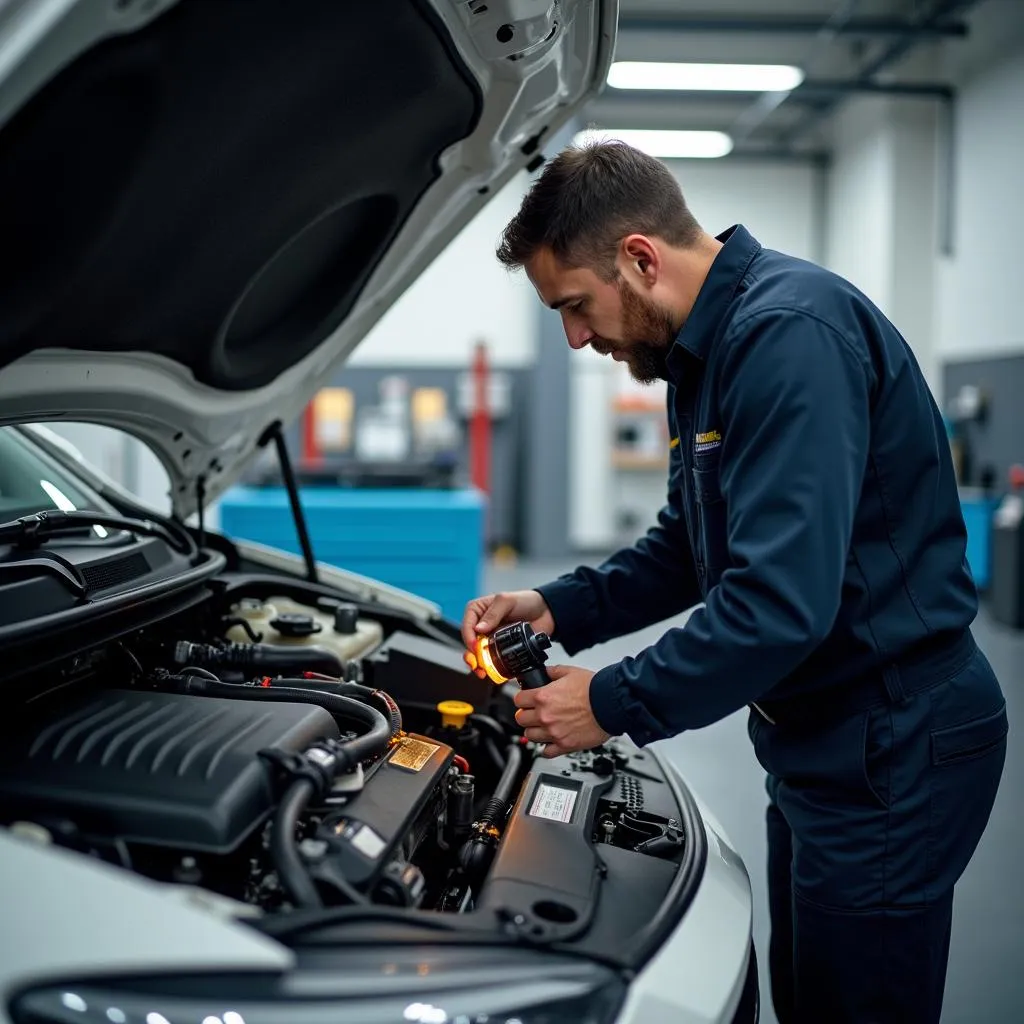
[
  {"x1": 0, "y1": 552, "x2": 88, "y2": 597},
  {"x1": 0, "y1": 510, "x2": 192, "y2": 555}
]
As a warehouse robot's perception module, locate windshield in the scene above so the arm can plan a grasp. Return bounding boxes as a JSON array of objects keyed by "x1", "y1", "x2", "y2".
[{"x1": 0, "y1": 427, "x2": 112, "y2": 521}]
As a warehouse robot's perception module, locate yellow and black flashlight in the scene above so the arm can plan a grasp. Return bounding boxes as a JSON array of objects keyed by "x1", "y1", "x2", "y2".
[{"x1": 464, "y1": 621, "x2": 552, "y2": 689}]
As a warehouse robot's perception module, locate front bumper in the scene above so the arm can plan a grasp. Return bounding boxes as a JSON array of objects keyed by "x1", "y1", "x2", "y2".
[{"x1": 614, "y1": 756, "x2": 757, "y2": 1024}]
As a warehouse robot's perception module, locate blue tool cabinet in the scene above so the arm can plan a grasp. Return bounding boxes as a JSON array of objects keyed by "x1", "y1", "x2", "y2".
[
  {"x1": 217, "y1": 486, "x2": 486, "y2": 621},
  {"x1": 959, "y1": 489, "x2": 1000, "y2": 590}
]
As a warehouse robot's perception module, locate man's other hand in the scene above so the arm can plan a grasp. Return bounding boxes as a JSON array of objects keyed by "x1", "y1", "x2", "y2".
[
  {"x1": 461, "y1": 589, "x2": 555, "y2": 654},
  {"x1": 513, "y1": 664, "x2": 611, "y2": 758}
]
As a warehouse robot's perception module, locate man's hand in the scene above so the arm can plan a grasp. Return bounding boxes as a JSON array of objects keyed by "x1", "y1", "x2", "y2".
[
  {"x1": 461, "y1": 589, "x2": 555, "y2": 676},
  {"x1": 513, "y1": 664, "x2": 611, "y2": 758}
]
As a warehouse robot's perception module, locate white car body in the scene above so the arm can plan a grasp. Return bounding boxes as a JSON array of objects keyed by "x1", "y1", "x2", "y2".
[{"x1": 0, "y1": 2, "x2": 757, "y2": 1021}]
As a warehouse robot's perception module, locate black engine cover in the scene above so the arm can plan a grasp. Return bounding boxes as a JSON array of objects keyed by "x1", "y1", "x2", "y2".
[{"x1": 0, "y1": 690, "x2": 338, "y2": 853}]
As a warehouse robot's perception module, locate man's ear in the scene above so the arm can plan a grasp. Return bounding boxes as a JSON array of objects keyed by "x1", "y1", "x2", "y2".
[{"x1": 620, "y1": 234, "x2": 660, "y2": 285}]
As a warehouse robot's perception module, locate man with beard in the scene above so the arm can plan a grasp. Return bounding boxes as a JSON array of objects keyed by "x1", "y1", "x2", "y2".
[{"x1": 461, "y1": 140, "x2": 1006, "y2": 1024}]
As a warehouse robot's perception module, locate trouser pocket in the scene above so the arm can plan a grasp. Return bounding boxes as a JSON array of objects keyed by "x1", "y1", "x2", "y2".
[
  {"x1": 931, "y1": 701, "x2": 1008, "y2": 766},
  {"x1": 925, "y1": 654, "x2": 1008, "y2": 893}
]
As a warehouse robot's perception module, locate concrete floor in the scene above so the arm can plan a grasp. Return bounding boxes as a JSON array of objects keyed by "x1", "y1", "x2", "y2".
[{"x1": 484, "y1": 557, "x2": 1023, "y2": 1024}]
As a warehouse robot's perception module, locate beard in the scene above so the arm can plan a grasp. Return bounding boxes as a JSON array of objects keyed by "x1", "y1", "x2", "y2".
[{"x1": 592, "y1": 278, "x2": 677, "y2": 384}]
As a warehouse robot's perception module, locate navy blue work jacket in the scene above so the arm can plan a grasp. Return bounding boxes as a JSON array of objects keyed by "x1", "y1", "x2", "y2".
[{"x1": 537, "y1": 225, "x2": 978, "y2": 747}]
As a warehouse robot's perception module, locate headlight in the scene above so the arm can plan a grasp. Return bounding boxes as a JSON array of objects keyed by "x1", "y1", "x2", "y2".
[{"x1": 11, "y1": 949, "x2": 625, "y2": 1024}]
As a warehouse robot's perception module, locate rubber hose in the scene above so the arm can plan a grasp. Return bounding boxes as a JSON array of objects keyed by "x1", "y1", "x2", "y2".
[
  {"x1": 457, "y1": 741, "x2": 524, "y2": 882},
  {"x1": 181, "y1": 678, "x2": 391, "y2": 764},
  {"x1": 367, "y1": 688, "x2": 403, "y2": 738},
  {"x1": 271, "y1": 778, "x2": 322, "y2": 909},
  {"x1": 180, "y1": 665, "x2": 221, "y2": 681},
  {"x1": 273, "y1": 677, "x2": 403, "y2": 738},
  {"x1": 470, "y1": 713, "x2": 509, "y2": 745},
  {"x1": 475, "y1": 741, "x2": 523, "y2": 831},
  {"x1": 175, "y1": 641, "x2": 345, "y2": 679},
  {"x1": 492, "y1": 741, "x2": 523, "y2": 811},
  {"x1": 484, "y1": 736, "x2": 508, "y2": 774}
]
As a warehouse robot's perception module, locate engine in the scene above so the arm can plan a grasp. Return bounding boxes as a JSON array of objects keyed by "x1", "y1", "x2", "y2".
[
  {"x1": 0, "y1": 586, "x2": 526, "y2": 916},
  {"x1": 0, "y1": 584, "x2": 694, "y2": 941}
]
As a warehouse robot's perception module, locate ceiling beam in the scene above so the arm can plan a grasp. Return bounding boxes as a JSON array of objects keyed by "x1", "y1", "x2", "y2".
[
  {"x1": 598, "y1": 81, "x2": 954, "y2": 103},
  {"x1": 723, "y1": 147, "x2": 830, "y2": 166},
  {"x1": 617, "y1": 13, "x2": 968, "y2": 38},
  {"x1": 783, "y1": 0, "x2": 978, "y2": 143},
  {"x1": 801, "y1": 80, "x2": 953, "y2": 98}
]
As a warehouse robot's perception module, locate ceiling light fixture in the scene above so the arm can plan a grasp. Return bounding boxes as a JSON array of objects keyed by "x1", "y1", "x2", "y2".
[
  {"x1": 608, "y1": 61, "x2": 805, "y2": 93},
  {"x1": 574, "y1": 128, "x2": 734, "y2": 159}
]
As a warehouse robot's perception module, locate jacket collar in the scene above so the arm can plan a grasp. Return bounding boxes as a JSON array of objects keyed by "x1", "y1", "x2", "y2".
[{"x1": 667, "y1": 224, "x2": 761, "y2": 375}]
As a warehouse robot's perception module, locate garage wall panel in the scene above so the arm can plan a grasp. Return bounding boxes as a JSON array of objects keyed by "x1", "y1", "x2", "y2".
[
  {"x1": 666, "y1": 158, "x2": 821, "y2": 263},
  {"x1": 936, "y1": 46, "x2": 1024, "y2": 364}
]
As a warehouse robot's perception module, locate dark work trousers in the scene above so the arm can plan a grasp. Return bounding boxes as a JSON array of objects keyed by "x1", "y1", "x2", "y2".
[{"x1": 749, "y1": 634, "x2": 1008, "y2": 1024}]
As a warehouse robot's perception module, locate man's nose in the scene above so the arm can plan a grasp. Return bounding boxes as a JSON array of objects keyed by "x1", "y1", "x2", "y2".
[{"x1": 563, "y1": 315, "x2": 594, "y2": 350}]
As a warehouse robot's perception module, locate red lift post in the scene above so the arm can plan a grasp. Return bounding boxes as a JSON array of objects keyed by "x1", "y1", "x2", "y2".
[{"x1": 469, "y1": 340, "x2": 491, "y2": 500}]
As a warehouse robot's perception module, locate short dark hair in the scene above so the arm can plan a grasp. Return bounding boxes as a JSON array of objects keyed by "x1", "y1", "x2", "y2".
[{"x1": 496, "y1": 138, "x2": 702, "y2": 279}]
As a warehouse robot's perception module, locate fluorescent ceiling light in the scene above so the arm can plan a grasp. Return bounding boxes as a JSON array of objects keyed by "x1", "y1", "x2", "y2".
[
  {"x1": 608, "y1": 61, "x2": 805, "y2": 93},
  {"x1": 574, "y1": 128, "x2": 733, "y2": 159}
]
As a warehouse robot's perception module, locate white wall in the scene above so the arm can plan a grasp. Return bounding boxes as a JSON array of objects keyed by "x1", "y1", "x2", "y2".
[
  {"x1": 825, "y1": 95, "x2": 942, "y2": 388},
  {"x1": 348, "y1": 171, "x2": 538, "y2": 369},
  {"x1": 826, "y1": 98, "x2": 896, "y2": 312},
  {"x1": 936, "y1": 45, "x2": 1024, "y2": 363},
  {"x1": 890, "y1": 101, "x2": 940, "y2": 385},
  {"x1": 668, "y1": 158, "x2": 821, "y2": 262}
]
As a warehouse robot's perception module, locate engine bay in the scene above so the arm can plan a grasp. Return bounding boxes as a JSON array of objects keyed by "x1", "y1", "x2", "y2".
[{"x1": 0, "y1": 573, "x2": 703, "y2": 958}]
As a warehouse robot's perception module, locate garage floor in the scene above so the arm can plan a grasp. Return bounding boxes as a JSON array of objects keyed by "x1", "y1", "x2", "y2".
[{"x1": 484, "y1": 558, "x2": 1023, "y2": 1024}]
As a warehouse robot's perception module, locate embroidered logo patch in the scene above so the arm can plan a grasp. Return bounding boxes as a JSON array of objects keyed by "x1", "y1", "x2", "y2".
[{"x1": 695, "y1": 429, "x2": 722, "y2": 454}]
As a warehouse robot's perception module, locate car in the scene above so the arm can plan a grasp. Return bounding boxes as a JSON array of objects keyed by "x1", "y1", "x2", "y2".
[{"x1": 0, "y1": 2, "x2": 758, "y2": 1022}]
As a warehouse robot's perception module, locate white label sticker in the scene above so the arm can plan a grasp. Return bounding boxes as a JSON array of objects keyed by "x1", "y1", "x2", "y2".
[
  {"x1": 529, "y1": 783, "x2": 577, "y2": 823},
  {"x1": 351, "y1": 824, "x2": 386, "y2": 860}
]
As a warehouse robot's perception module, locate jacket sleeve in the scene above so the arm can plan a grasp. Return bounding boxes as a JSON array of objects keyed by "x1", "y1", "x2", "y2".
[
  {"x1": 534, "y1": 447, "x2": 702, "y2": 656},
  {"x1": 587, "y1": 309, "x2": 873, "y2": 746}
]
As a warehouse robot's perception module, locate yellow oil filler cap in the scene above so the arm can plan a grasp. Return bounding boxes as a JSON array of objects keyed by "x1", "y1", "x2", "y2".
[{"x1": 437, "y1": 700, "x2": 474, "y2": 730}]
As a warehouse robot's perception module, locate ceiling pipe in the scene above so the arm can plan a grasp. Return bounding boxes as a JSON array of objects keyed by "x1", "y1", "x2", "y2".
[
  {"x1": 723, "y1": 147, "x2": 830, "y2": 167},
  {"x1": 617, "y1": 14, "x2": 968, "y2": 38},
  {"x1": 597, "y1": 81, "x2": 954, "y2": 105},
  {"x1": 782, "y1": 0, "x2": 980, "y2": 144},
  {"x1": 727, "y1": 0, "x2": 865, "y2": 145}
]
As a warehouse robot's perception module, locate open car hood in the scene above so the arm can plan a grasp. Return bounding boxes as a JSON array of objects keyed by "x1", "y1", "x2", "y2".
[{"x1": 0, "y1": 0, "x2": 615, "y2": 519}]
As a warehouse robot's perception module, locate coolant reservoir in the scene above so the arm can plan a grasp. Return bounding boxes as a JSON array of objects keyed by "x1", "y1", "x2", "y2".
[{"x1": 225, "y1": 596, "x2": 383, "y2": 664}]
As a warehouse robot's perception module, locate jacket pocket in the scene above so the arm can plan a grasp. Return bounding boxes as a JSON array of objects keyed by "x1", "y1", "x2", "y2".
[
  {"x1": 931, "y1": 702, "x2": 1008, "y2": 767},
  {"x1": 692, "y1": 453, "x2": 727, "y2": 582},
  {"x1": 862, "y1": 705, "x2": 894, "y2": 809},
  {"x1": 692, "y1": 463, "x2": 723, "y2": 504}
]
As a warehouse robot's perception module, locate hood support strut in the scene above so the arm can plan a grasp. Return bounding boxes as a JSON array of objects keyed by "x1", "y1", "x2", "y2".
[{"x1": 259, "y1": 421, "x2": 319, "y2": 584}]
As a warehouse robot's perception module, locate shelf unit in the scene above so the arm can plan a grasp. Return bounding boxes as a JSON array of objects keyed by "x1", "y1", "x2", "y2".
[{"x1": 609, "y1": 390, "x2": 671, "y2": 546}]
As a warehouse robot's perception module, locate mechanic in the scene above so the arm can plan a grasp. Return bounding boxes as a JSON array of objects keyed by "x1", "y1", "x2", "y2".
[{"x1": 461, "y1": 140, "x2": 1008, "y2": 1024}]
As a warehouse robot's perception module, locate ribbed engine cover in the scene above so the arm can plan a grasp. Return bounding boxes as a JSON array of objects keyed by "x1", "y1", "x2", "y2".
[{"x1": 0, "y1": 690, "x2": 339, "y2": 853}]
